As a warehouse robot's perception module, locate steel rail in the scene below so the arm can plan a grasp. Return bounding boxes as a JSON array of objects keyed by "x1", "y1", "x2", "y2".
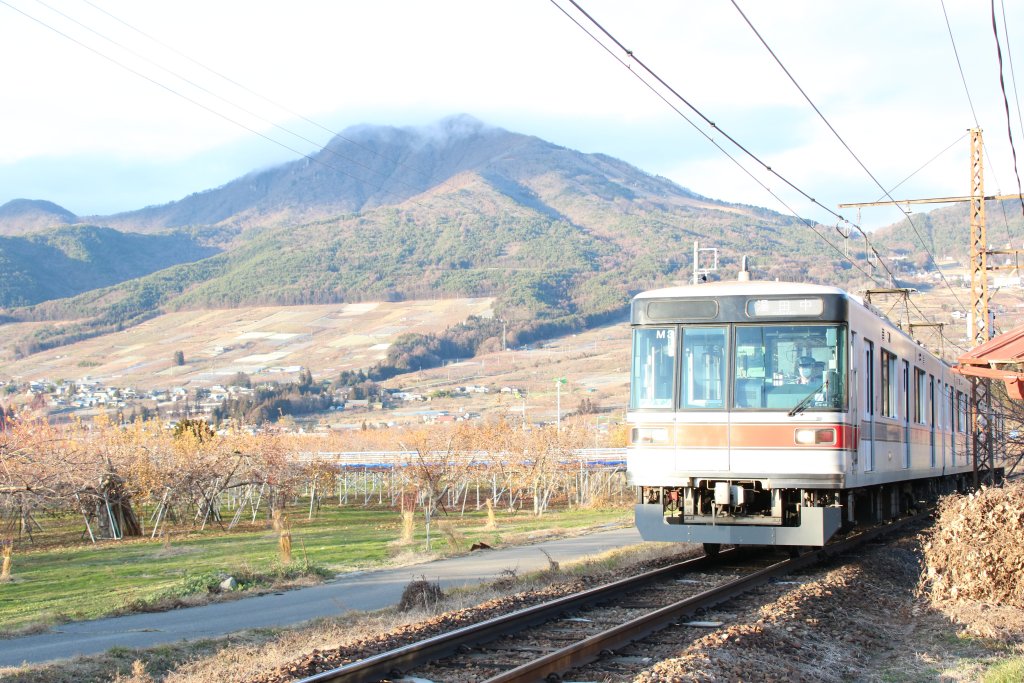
[
  {"x1": 294, "y1": 513, "x2": 923, "y2": 683},
  {"x1": 482, "y1": 512, "x2": 925, "y2": 683},
  {"x1": 294, "y1": 550, "x2": 735, "y2": 683}
]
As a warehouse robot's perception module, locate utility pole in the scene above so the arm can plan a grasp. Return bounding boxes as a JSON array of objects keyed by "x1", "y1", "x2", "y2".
[
  {"x1": 839, "y1": 129, "x2": 1023, "y2": 486},
  {"x1": 554, "y1": 377, "x2": 567, "y2": 430}
]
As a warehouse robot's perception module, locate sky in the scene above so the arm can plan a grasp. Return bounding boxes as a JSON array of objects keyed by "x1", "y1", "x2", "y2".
[{"x1": 0, "y1": 0, "x2": 1020, "y2": 232}]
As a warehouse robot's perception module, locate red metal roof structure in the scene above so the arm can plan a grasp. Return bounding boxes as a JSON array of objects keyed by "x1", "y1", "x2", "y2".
[{"x1": 955, "y1": 324, "x2": 1024, "y2": 399}]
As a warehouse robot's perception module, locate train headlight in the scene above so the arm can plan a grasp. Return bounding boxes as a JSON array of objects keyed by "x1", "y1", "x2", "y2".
[
  {"x1": 794, "y1": 428, "x2": 836, "y2": 445},
  {"x1": 632, "y1": 427, "x2": 669, "y2": 444}
]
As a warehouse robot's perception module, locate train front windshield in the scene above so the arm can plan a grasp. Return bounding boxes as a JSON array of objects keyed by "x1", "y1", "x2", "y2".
[{"x1": 630, "y1": 324, "x2": 846, "y2": 412}]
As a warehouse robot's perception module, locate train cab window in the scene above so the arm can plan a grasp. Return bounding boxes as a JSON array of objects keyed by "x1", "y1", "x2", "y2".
[
  {"x1": 680, "y1": 327, "x2": 727, "y2": 409},
  {"x1": 733, "y1": 324, "x2": 846, "y2": 411},
  {"x1": 630, "y1": 328, "x2": 676, "y2": 409}
]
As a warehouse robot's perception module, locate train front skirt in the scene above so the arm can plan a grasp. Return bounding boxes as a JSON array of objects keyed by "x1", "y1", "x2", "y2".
[{"x1": 634, "y1": 503, "x2": 842, "y2": 546}]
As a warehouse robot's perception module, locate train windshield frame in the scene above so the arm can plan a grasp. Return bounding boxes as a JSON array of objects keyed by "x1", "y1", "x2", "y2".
[{"x1": 630, "y1": 322, "x2": 848, "y2": 412}]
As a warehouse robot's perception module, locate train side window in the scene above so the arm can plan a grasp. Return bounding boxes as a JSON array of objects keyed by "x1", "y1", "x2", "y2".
[
  {"x1": 864, "y1": 340, "x2": 874, "y2": 416},
  {"x1": 902, "y1": 360, "x2": 910, "y2": 421},
  {"x1": 630, "y1": 327, "x2": 676, "y2": 409},
  {"x1": 949, "y1": 387, "x2": 955, "y2": 432},
  {"x1": 929, "y1": 374, "x2": 936, "y2": 426},
  {"x1": 914, "y1": 368, "x2": 927, "y2": 424},
  {"x1": 880, "y1": 350, "x2": 897, "y2": 418},
  {"x1": 957, "y1": 391, "x2": 968, "y2": 433}
]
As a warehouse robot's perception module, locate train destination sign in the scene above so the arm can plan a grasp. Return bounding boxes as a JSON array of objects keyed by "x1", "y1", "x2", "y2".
[{"x1": 747, "y1": 298, "x2": 824, "y2": 317}]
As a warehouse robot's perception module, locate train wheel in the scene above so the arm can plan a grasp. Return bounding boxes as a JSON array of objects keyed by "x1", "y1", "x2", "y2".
[{"x1": 703, "y1": 543, "x2": 721, "y2": 557}]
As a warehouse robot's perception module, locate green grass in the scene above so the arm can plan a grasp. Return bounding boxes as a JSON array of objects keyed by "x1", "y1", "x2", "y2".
[
  {"x1": 984, "y1": 657, "x2": 1024, "y2": 682},
  {"x1": 0, "y1": 503, "x2": 629, "y2": 633}
]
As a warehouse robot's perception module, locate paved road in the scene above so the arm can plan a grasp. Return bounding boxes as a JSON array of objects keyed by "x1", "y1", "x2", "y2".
[{"x1": 0, "y1": 526, "x2": 644, "y2": 668}]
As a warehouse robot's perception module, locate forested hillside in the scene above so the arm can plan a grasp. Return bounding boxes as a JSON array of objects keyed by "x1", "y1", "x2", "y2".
[
  {"x1": 873, "y1": 198, "x2": 1024, "y2": 261},
  {"x1": 0, "y1": 226, "x2": 218, "y2": 307}
]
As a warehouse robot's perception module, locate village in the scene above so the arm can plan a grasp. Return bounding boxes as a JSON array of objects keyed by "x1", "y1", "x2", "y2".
[{"x1": 2, "y1": 375, "x2": 523, "y2": 430}]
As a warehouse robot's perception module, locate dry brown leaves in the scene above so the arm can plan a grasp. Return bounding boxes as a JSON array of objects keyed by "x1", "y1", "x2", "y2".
[{"x1": 920, "y1": 481, "x2": 1024, "y2": 609}]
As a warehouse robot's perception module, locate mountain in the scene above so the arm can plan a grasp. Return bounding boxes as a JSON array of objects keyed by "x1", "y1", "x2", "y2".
[
  {"x1": 1, "y1": 115, "x2": 866, "y2": 359},
  {"x1": 0, "y1": 199, "x2": 78, "y2": 235},
  {"x1": 94, "y1": 115, "x2": 770, "y2": 236},
  {"x1": 0, "y1": 225, "x2": 218, "y2": 307}
]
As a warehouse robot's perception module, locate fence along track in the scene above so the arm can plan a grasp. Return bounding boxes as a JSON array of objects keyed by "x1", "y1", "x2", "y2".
[{"x1": 294, "y1": 513, "x2": 924, "y2": 683}]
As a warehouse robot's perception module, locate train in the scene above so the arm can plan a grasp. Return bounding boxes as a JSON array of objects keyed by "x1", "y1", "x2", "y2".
[{"x1": 626, "y1": 277, "x2": 975, "y2": 551}]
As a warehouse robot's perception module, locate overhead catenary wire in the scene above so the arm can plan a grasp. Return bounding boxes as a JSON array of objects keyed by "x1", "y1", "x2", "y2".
[
  {"x1": 551, "y1": 0, "x2": 894, "y2": 286},
  {"x1": 990, "y1": 0, "x2": 1024, "y2": 221},
  {"x1": 729, "y1": 0, "x2": 967, "y2": 314},
  {"x1": 941, "y1": 0, "x2": 1015, "y2": 244},
  {"x1": 74, "y1": 0, "x2": 458, "y2": 194},
  {"x1": 21, "y1": 0, "x2": 456, "y2": 212},
  {"x1": 999, "y1": 0, "x2": 1024, "y2": 166},
  {"x1": 940, "y1": 0, "x2": 981, "y2": 127},
  {"x1": 546, "y1": 0, "x2": 881, "y2": 285},
  {"x1": 871, "y1": 134, "x2": 968, "y2": 204},
  {"x1": 993, "y1": 0, "x2": 1024, "y2": 243},
  {"x1": 0, "y1": 1, "x2": 420, "y2": 208}
]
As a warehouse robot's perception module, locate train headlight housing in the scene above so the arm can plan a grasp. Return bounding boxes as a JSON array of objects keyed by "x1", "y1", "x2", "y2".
[
  {"x1": 794, "y1": 427, "x2": 836, "y2": 445},
  {"x1": 632, "y1": 427, "x2": 669, "y2": 444}
]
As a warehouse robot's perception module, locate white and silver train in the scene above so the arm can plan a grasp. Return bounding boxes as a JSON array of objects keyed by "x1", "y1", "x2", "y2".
[{"x1": 627, "y1": 279, "x2": 973, "y2": 549}]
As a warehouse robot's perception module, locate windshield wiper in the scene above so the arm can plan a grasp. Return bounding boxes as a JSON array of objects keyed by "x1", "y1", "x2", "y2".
[{"x1": 788, "y1": 381, "x2": 825, "y2": 417}]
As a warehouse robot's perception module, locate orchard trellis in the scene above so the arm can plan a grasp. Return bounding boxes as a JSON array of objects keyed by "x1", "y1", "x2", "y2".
[
  {"x1": 0, "y1": 417, "x2": 628, "y2": 553},
  {"x1": 295, "y1": 448, "x2": 627, "y2": 517}
]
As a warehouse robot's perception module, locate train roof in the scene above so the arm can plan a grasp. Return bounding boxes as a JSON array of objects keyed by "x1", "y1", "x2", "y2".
[{"x1": 633, "y1": 280, "x2": 851, "y2": 301}]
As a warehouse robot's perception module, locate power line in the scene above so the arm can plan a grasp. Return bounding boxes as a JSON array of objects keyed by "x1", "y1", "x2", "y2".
[
  {"x1": 0, "y1": 0, "x2": 419, "y2": 207},
  {"x1": 553, "y1": 0, "x2": 968, "y2": 349},
  {"x1": 872, "y1": 134, "x2": 967, "y2": 204},
  {"x1": 546, "y1": 0, "x2": 883, "y2": 285},
  {"x1": 552, "y1": 0, "x2": 900, "y2": 285},
  {"x1": 74, "y1": 0, "x2": 455, "y2": 193},
  {"x1": 729, "y1": 0, "x2": 967, "y2": 313},
  {"x1": 939, "y1": 0, "x2": 1014, "y2": 246},
  {"x1": 24, "y1": 0, "x2": 458, "y2": 211},
  {"x1": 991, "y1": 0, "x2": 1024, "y2": 221},
  {"x1": 940, "y1": 0, "x2": 981, "y2": 127},
  {"x1": 1000, "y1": 0, "x2": 1024, "y2": 162}
]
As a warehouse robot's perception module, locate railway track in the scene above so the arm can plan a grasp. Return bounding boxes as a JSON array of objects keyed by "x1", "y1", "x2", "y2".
[{"x1": 295, "y1": 514, "x2": 922, "y2": 683}]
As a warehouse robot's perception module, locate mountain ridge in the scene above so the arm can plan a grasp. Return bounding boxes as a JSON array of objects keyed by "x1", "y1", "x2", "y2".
[{"x1": 0, "y1": 115, "x2": 868, "y2": 361}]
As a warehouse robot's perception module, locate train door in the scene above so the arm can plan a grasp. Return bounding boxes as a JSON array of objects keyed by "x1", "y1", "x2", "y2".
[
  {"x1": 677, "y1": 326, "x2": 728, "y2": 471},
  {"x1": 902, "y1": 359, "x2": 910, "y2": 468},
  {"x1": 849, "y1": 331, "x2": 859, "y2": 471},
  {"x1": 864, "y1": 339, "x2": 875, "y2": 472}
]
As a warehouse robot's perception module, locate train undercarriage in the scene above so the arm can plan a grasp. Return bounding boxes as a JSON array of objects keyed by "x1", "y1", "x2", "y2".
[{"x1": 635, "y1": 473, "x2": 984, "y2": 549}]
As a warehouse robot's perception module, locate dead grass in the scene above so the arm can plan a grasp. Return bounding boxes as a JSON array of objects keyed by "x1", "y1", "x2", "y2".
[{"x1": 919, "y1": 481, "x2": 1024, "y2": 656}]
